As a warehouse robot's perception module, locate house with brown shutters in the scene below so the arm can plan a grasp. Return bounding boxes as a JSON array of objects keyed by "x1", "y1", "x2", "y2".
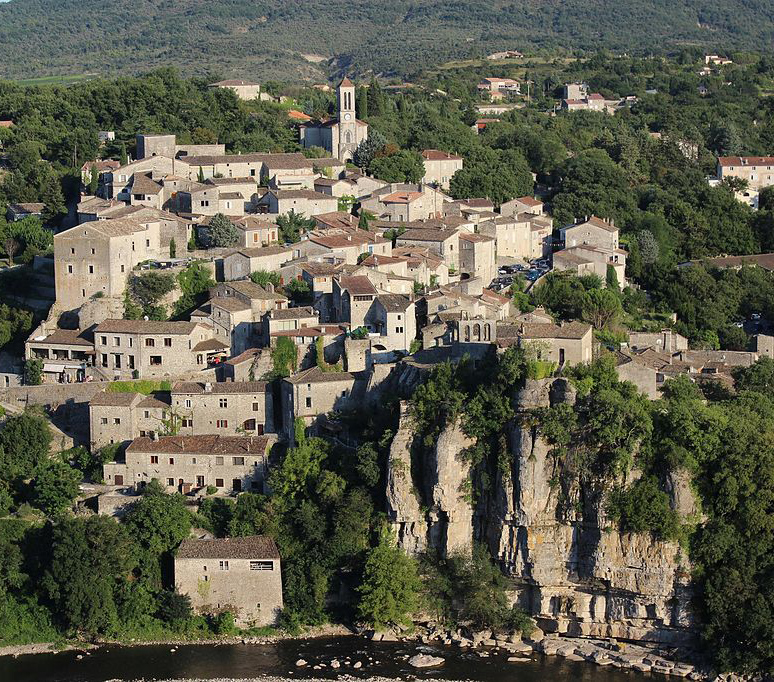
[
  {"x1": 103, "y1": 433, "x2": 277, "y2": 494},
  {"x1": 174, "y1": 535, "x2": 283, "y2": 626}
]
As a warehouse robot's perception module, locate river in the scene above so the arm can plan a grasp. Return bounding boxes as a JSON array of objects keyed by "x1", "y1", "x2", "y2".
[{"x1": 0, "y1": 636, "x2": 648, "y2": 682}]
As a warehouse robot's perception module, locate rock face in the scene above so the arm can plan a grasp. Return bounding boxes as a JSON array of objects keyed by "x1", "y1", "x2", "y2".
[{"x1": 387, "y1": 377, "x2": 697, "y2": 646}]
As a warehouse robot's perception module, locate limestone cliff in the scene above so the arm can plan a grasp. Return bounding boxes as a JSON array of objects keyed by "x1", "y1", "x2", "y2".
[{"x1": 386, "y1": 377, "x2": 696, "y2": 646}]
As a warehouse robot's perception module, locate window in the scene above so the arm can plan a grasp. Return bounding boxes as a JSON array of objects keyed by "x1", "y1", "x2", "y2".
[
  {"x1": 100, "y1": 417, "x2": 108, "y2": 425},
  {"x1": 217, "y1": 419, "x2": 228, "y2": 428},
  {"x1": 215, "y1": 478, "x2": 224, "y2": 487},
  {"x1": 168, "y1": 457, "x2": 174, "y2": 465},
  {"x1": 101, "y1": 353, "x2": 108, "y2": 367},
  {"x1": 232, "y1": 456, "x2": 244, "y2": 465},
  {"x1": 113, "y1": 417, "x2": 121, "y2": 425},
  {"x1": 219, "y1": 561, "x2": 229, "y2": 570},
  {"x1": 150, "y1": 356, "x2": 162, "y2": 365},
  {"x1": 215, "y1": 456, "x2": 224, "y2": 465},
  {"x1": 305, "y1": 396, "x2": 312, "y2": 408},
  {"x1": 250, "y1": 561, "x2": 274, "y2": 571},
  {"x1": 101, "y1": 336, "x2": 107, "y2": 345},
  {"x1": 164, "y1": 337, "x2": 172, "y2": 347},
  {"x1": 182, "y1": 418, "x2": 193, "y2": 428},
  {"x1": 88, "y1": 265, "x2": 94, "y2": 274},
  {"x1": 150, "y1": 455, "x2": 158, "y2": 464},
  {"x1": 145, "y1": 338, "x2": 155, "y2": 347},
  {"x1": 252, "y1": 402, "x2": 260, "y2": 412},
  {"x1": 140, "y1": 430, "x2": 147, "y2": 437},
  {"x1": 67, "y1": 264, "x2": 73, "y2": 273},
  {"x1": 128, "y1": 355, "x2": 135, "y2": 369},
  {"x1": 396, "y1": 326, "x2": 403, "y2": 333},
  {"x1": 219, "y1": 398, "x2": 228, "y2": 408},
  {"x1": 144, "y1": 410, "x2": 150, "y2": 418},
  {"x1": 121, "y1": 265, "x2": 125, "y2": 273},
  {"x1": 167, "y1": 478, "x2": 174, "y2": 486},
  {"x1": 114, "y1": 337, "x2": 121, "y2": 347},
  {"x1": 196, "y1": 475, "x2": 205, "y2": 487},
  {"x1": 71, "y1": 248, "x2": 75, "y2": 255},
  {"x1": 145, "y1": 239, "x2": 150, "y2": 247}
]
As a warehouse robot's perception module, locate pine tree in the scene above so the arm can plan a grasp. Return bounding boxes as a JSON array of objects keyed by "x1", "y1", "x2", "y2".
[
  {"x1": 367, "y1": 76, "x2": 384, "y2": 117},
  {"x1": 197, "y1": 166, "x2": 205, "y2": 183},
  {"x1": 356, "y1": 86, "x2": 368, "y2": 119},
  {"x1": 120, "y1": 143, "x2": 128, "y2": 166}
]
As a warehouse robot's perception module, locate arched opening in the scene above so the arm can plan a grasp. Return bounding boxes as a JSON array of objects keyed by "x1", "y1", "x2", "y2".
[
  {"x1": 460, "y1": 272, "x2": 471, "y2": 280},
  {"x1": 242, "y1": 419, "x2": 257, "y2": 431},
  {"x1": 473, "y1": 323, "x2": 481, "y2": 341},
  {"x1": 484, "y1": 323, "x2": 491, "y2": 341},
  {"x1": 464, "y1": 326, "x2": 471, "y2": 342},
  {"x1": 373, "y1": 344, "x2": 387, "y2": 351},
  {"x1": 344, "y1": 131, "x2": 352, "y2": 144}
]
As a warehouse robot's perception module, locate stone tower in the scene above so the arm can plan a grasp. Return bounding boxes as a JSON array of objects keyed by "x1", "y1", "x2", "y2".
[{"x1": 337, "y1": 77, "x2": 357, "y2": 160}]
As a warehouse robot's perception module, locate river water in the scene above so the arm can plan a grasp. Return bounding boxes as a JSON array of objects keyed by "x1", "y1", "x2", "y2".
[{"x1": 0, "y1": 636, "x2": 648, "y2": 682}]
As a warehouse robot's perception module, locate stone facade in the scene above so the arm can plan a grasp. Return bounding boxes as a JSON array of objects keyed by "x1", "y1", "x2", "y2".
[
  {"x1": 175, "y1": 536, "x2": 283, "y2": 626},
  {"x1": 103, "y1": 433, "x2": 276, "y2": 494},
  {"x1": 421, "y1": 150, "x2": 463, "y2": 190},
  {"x1": 89, "y1": 391, "x2": 169, "y2": 450}
]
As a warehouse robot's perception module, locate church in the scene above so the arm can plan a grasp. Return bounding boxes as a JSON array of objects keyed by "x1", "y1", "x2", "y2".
[{"x1": 299, "y1": 77, "x2": 369, "y2": 162}]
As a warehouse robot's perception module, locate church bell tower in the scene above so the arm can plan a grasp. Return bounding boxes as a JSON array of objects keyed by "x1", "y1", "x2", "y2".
[{"x1": 337, "y1": 77, "x2": 357, "y2": 161}]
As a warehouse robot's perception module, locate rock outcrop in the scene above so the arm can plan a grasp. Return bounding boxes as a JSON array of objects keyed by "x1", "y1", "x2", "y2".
[{"x1": 387, "y1": 376, "x2": 697, "y2": 647}]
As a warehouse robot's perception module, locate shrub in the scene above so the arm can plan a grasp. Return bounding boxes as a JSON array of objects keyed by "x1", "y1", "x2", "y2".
[{"x1": 23, "y1": 358, "x2": 43, "y2": 385}]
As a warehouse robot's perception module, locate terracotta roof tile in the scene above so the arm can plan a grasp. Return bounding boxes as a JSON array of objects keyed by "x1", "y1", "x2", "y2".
[{"x1": 177, "y1": 535, "x2": 280, "y2": 560}]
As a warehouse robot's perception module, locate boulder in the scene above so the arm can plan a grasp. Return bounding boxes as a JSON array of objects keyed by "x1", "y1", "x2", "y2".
[{"x1": 408, "y1": 654, "x2": 445, "y2": 668}]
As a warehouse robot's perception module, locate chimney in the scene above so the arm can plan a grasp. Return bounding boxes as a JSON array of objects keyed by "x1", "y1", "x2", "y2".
[
  {"x1": 150, "y1": 431, "x2": 159, "y2": 441},
  {"x1": 204, "y1": 382, "x2": 212, "y2": 392}
]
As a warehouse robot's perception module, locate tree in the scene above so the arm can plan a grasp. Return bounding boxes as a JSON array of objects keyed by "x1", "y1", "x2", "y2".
[
  {"x1": 123, "y1": 482, "x2": 191, "y2": 590},
  {"x1": 733, "y1": 357, "x2": 774, "y2": 393},
  {"x1": 169, "y1": 238, "x2": 176, "y2": 259},
  {"x1": 369, "y1": 149, "x2": 425, "y2": 183},
  {"x1": 352, "y1": 130, "x2": 387, "y2": 171},
  {"x1": 156, "y1": 590, "x2": 192, "y2": 624},
  {"x1": 3, "y1": 238, "x2": 19, "y2": 265},
  {"x1": 276, "y1": 210, "x2": 315, "y2": 244},
  {"x1": 23, "y1": 358, "x2": 43, "y2": 386},
  {"x1": 127, "y1": 271, "x2": 176, "y2": 319},
  {"x1": 0, "y1": 411, "x2": 52, "y2": 481},
  {"x1": 89, "y1": 166, "x2": 99, "y2": 195},
  {"x1": 197, "y1": 166, "x2": 205, "y2": 183},
  {"x1": 284, "y1": 278, "x2": 311, "y2": 304},
  {"x1": 30, "y1": 458, "x2": 81, "y2": 516},
  {"x1": 205, "y1": 213, "x2": 239, "y2": 248},
  {"x1": 357, "y1": 535, "x2": 421, "y2": 629},
  {"x1": 358, "y1": 211, "x2": 372, "y2": 231},
  {"x1": 250, "y1": 270, "x2": 281, "y2": 288},
  {"x1": 366, "y1": 76, "x2": 385, "y2": 117},
  {"x1": 356, "y1": 86, "x2": 368, "y2": 119},
  {"x1": 449, "y1": 148, "x2": 533, "y2": 206},
  {"x1": 41, "y1": 516, "x2": 137, "y2": 635}
]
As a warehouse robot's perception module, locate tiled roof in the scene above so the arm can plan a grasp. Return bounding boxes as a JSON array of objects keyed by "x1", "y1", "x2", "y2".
[
  {"x1": 381, "y1": 191, "x2": 423, "y2": 204},
  {"x1": 138, "y1": 395, "x2": 170, "y2": 409},
  {"x1": 681, "y1": 253, "x2": 774, "y2": 271},
  {"x1": 302, "y1": 262, "x2": 342, "y2": 276},
  {"x1": 421, "y1": 149, "x2": 463, "y2": 161},
  {"x1": 31, "y1": 328, "x2": 93, "y2": 347},
  {"x1": 177, "y1": 535, "x2": 280, "y2": 560},
  {"x1": 236, "y1": 245, "x2": 290, "y2": 258},
  {"x1": 131, "y1": 172, "x2": 162, "y2": 195},
  {"x1": 266, "y1": 189, "x2": 333, "y2": 200},
  {"x1": 192, "y1": 338, "x2": 230, "y2": 352},
  {"x1": 358, "y1": 254, "x2": 407, "y2": 267},
  {"x1": 269, "y1": 306, "x2": 317, "y2": 320},
  {"x1": 90, "y1": 391, "x2": 141, "y2": 407},
  {"x1": 571, "y1": 215, "x2": 618, "y2": 232},
  {"x1": 225, "y1": 347, "x2": 261, "y2": 366},
  {"x1": 459, "y1": 232, "x2": 494, "y2": 243},
  {"x1": 60, "y1": 218, "x2": 148, "y2": 239},
  {"x1": 211, "y1": 297, "x2": 251, "y2": 312},
  {"x1": 184, "y1": 152, "x2": 310, "y2": 169},
  {"x1": 310, "y1": 233, "x2": 384, "y2": 249},
  {"x1": 398, "y1": 228, "x2": 455, "y2": 242},
  {"x1": 718, "y1": 156, "x2": 774, "y2": 167},
  {"x1": 519, "y1": 321, "x2": 592, "y2": 340},
  {"x1": 285, "y1": 366, "x2": 354, "y2": 385},
  {"x1": 338, "y1": 275, "x2": 377, "y2": 295},
  {"x1": 377, "y1": 294, "x2": 413, "y2": 312},
  {"x1": 172, "y1": 381, "x2": 268, "y2": 394},
  {"x1": 127, "y1": 434, "x2": 275, "y2": 455},
  {"x1": 220, "y1": 280, "x2": 284, "y2": 300},
  {"x1": 94, "y1": 319, "x2": 201, "y2": 335},
  {"x1": 314, "y1": 211, "x2": 359, "y2": 229}
]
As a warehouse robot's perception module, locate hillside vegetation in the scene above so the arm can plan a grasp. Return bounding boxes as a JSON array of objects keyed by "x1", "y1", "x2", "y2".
[{"x1": 1, "y1": 0, "x2": 774, "y2": 80}]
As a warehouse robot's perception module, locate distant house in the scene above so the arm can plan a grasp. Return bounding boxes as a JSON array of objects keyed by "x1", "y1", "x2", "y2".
[
  {"x1": 208, "y1": 80, "x2": 264, "y2": 101},
  {"x1": 486, "y1": 50, "x2": 523, "y2": 60},
  {"x1": 716, "y1": 156, "x2": 774, "y2": 191},
  {"x1": 6, "y1": 203, "x2": 45, "y2": 222},
  {"x1": 471, "y1": 118, "x2": 500, "y2": 133},
  {"x1": 175, "y1": 535, "x2": 283, "y2": 627},
  {"x1": 477, "y1": 78, "x2": 521, "y2": 95},
  {"x1": 421, "y1": 150, "x2": 463, "y2": 190}
]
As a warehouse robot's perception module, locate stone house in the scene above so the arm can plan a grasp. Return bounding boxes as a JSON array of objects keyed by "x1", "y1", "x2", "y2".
[
  {"x1": 89, "y1": 391, "x2": 169, "y2": 450},
  {"x1": 209, "y1": 281, "x2": 288, "y2": 354},
  {"x1": 421, "y1": 150, "x2": 464, "y2": 190},
  {"x1": 500, "y1": 196, "x2": 544, "y2": 217},
  {"x1": 614, "y1": 351, "x2": 659, "y2": 400},
  {"x1": 559, "y1": 216, "x2": 620, "y2": 251},
  {"x1": 54, "y1": 215, "x2": 185, "y2": 311},
  {"x1": 93, "y1": 319, "x2": 218, "y2": 379},
  {"x1": 313, "y1": 176, "x2": 358, "y2": 197},
  {"x1": 716, "y1": 156, "x2": 774, "y2": 191},
  {"x1": 25, "y1": 327, "x2": 95, "y2": 384},
  {"x1": 553, "y1": 246, "x2": 627, "y2": 286},
  {"x1": 256, "y1": 189, "x2": 339, "y2": 216},
  {"x1": 300, "y1": 231, "x2": 391, "y2": 265},
  {"x1": 181, "y1": 152, "x2": 312, "y2": 187},
  {"x1": 479, "y1": 214, "x2": 546, "y2": 261},
  {"x1": 223, "y1": 246, "x2": 292, "y2": 282},
  {"x1": 628, "y1": 330, "x2": 688, "y2": 354},
  {"x1": 230, "y1": 216, "x2": 279, "y2": 248},
  {"x1": 208, "y1": 80, "x2": 263, "y2": 100},
  {"x1": 396, "y1": 228, "x2": 460, "y2": 271},
  {"x1": 103, "y1": 433, "x2": 277, "y2": 494},
  {"x1": 280, "y1": 366, "x2": 356, "y2": 441},
  {"x1": 135, "y1": 133, "x2": 225, "y2": 161},
  {"x1": 333, "y1": 275, "x2": 378, "y2": 329},
  {"x1": 313, "y1": 211, "x2": 360, "y2": 231},
  {"x1": 175, "y1": 535, "x2": 283, "y2": 627},
  {"x1": 170, "y1": 381, "x2": 274, "y2": 436},
  {"x1": 391, "y1": 247, "x2": 450, "y2": 286},
  {"x1": 262, "y1": 307, "x2": 319, "y2": 345},
  {"x1": 366, "y1": 295, "x2": 416, "y2": 353},
  {"x1": 360, "y1": 184, "x2": 449, "y2": 222},
  {"x1": 497, "y1": 321, "x2": 593, "y2": 367},
  {"x1": 459, "y1": 232, "x2": 496, "y2": 284}
]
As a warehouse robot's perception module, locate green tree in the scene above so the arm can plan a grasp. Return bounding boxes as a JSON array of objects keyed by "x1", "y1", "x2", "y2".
[
  {"x1": 30, "y1": 458, "x2": 81, "y2": 516},
  {"x1": 276, "y1": 210, "x2": 315, "y2": 244},
  {"x1": 205, "y1": 213, "x2": 239, "y2": 248},
  {"x1": 169, "y1": 238, "x2": 176, "y2": 259},
  {"x1": 0, "y1": 411, "x2": 52, "y2": 480},
  {"x1": 357, "y1": 534, "x2": 421, "y2": 629},
  {"x1": 250, "y1": 270, "x2": 281, "y2": 288},
  {"x1": 369, "y1": 150, "x2": 425, "y2": 183},
  {"x1": 449, "y1": 148, "x2": 532, "y2": 206},
  {"x1": 127, "y1": 271, "x2": 176, "y2": 320},
  {"x1": 23, "y1": 358, "x2": 43, "y2": 386},
  {"x1": 352, "y1": 130, "x2": 387, "y2": 171},
  {"x1": 582, "y1": 287, "x2": 622, "y2": 329}
]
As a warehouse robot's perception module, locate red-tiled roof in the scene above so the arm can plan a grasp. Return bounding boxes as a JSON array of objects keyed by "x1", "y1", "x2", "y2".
[
  {"x1": 421, "y1": 149, "x2": 463, "y2": 161},
  {"x1": 177, "y1": 535, "x2": 279, "y2": 560},
  {"x1": 718, "y1": 156, "x2": 774, "y2": 167}
]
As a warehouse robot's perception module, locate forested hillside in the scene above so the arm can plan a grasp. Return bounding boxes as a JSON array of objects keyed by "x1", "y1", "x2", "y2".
[{"x1": 1, "y1": 0, "x2": 774, "y2": 80}]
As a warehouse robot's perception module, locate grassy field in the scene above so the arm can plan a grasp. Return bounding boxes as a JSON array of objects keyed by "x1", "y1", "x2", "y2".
[{"x1": 13, "y1": 73, "x2": 97, "y2": 86}]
